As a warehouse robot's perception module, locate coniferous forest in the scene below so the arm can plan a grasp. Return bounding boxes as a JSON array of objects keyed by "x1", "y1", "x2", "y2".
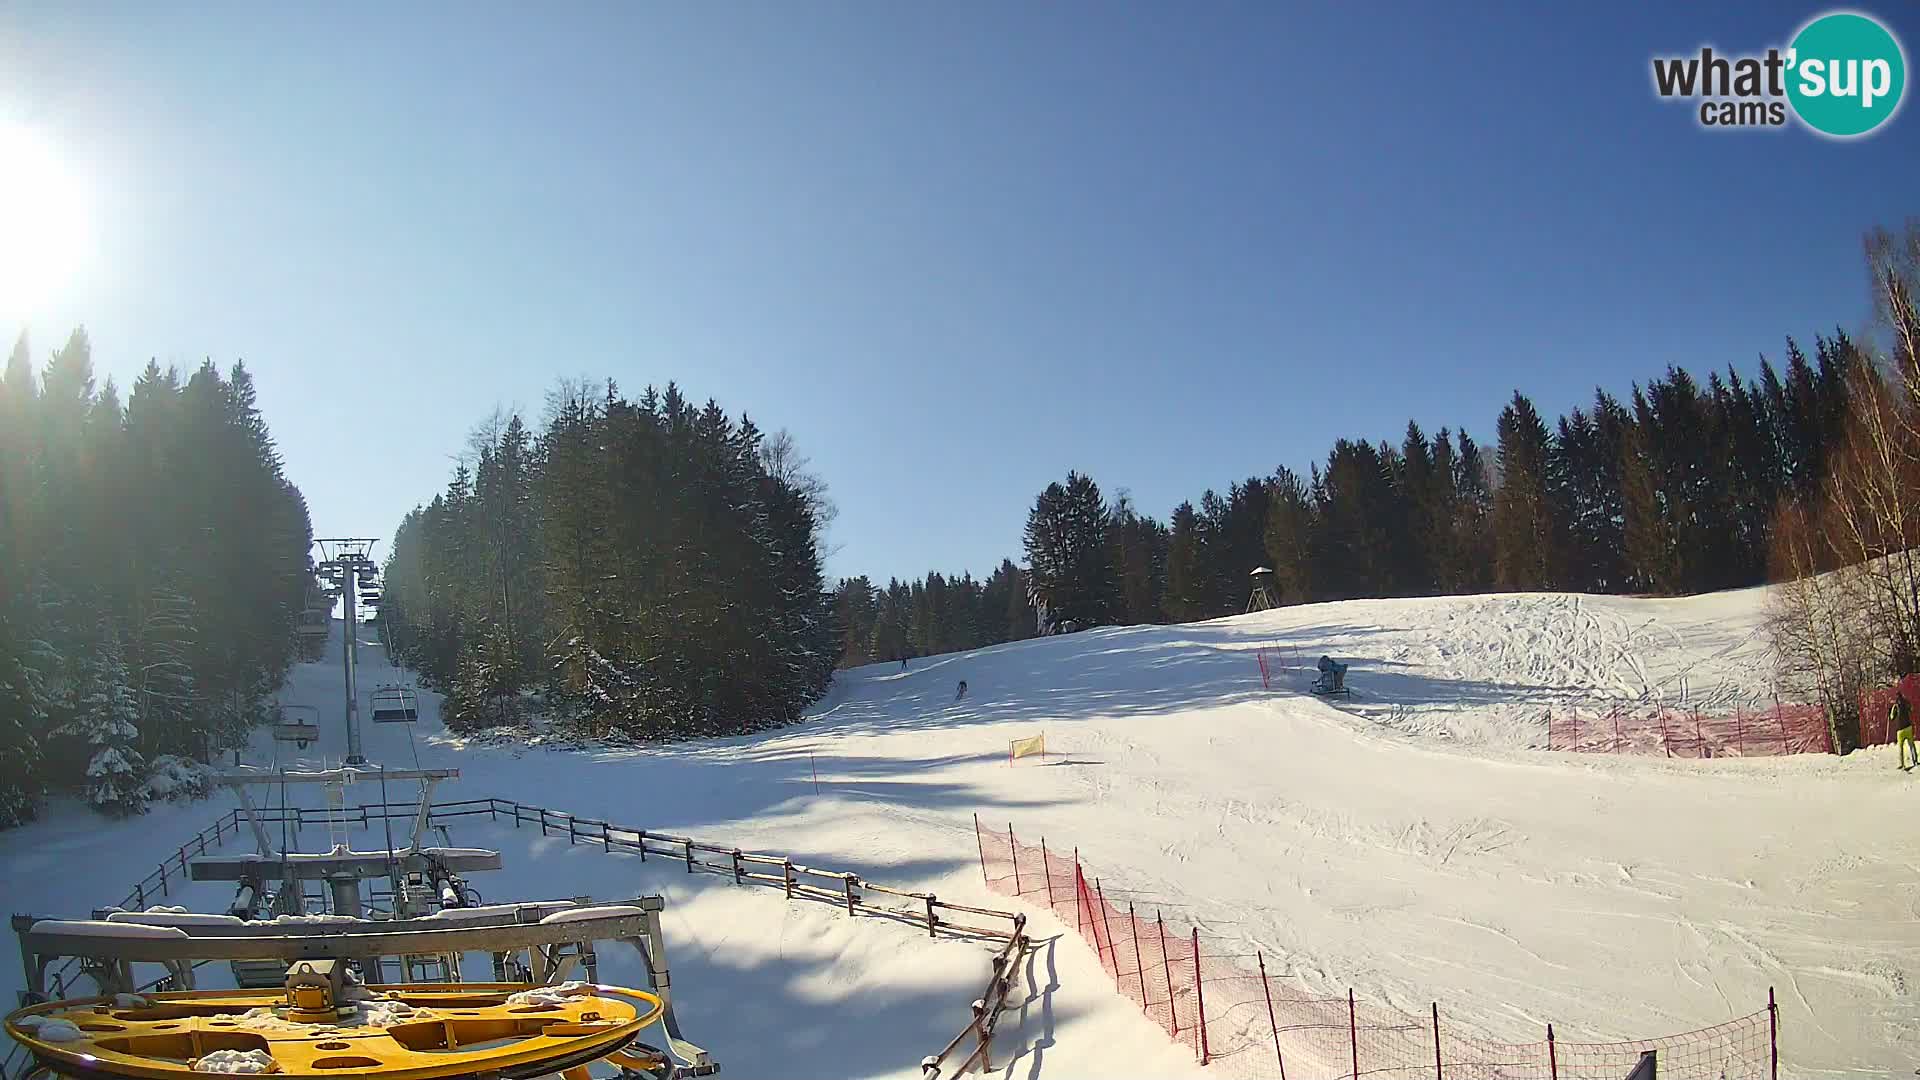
[
  {"x1": 3, "y1": 221, "x2": 1914, "y2": 820},
  {"x1": 377, "y1": 382, "x2": 839, "y2": 737},
  {"x1": 0, "y1": 330, "x2": 315, "y2": 825},
  {"x1": 835, "y1": 338, "x2": 1859, "y2": 662}
]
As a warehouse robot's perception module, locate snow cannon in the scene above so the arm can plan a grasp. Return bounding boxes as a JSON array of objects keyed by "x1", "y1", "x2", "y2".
[{"x1": 3, "y1": 981, "x2": 668, "y2": 1078}]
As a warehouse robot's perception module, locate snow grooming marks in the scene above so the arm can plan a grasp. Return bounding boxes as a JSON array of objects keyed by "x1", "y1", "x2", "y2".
[{"x1": 976, "y1": 817, "x2": 1780, "y2": 1079}]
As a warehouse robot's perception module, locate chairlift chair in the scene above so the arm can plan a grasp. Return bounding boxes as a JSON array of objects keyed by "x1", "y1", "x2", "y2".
[
  {"x1": 371, "y1": 686, "x2": 420, "y2": 723},
  {"x1": 274, "y1": 705, "x2": 323, "y2": 749},
  {"x1": 296, "y1": 608, "x2": 330, "y2": 639}
]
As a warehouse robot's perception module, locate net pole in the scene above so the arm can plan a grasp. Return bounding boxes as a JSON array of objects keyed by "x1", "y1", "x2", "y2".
[
  {"x1": 1129, "y1": 901, "x2": 1149, "y2": 1018},
  {"x1": 1547, "y1": 1023, "x2": 1557, "y2": 1080},
  {"x1": 1431, "y1": 1002, "x2": 1442, "y2": 1079},
  {"x1": 1041, "y1": 838, "x2": 1056, "y2": 909},
  {"x1": 1193, "y1": 928, "x2": 1210, "y2": 1065},
  {"x1": 973, "y1": 814, "x2": 988, "y2": 886},
  {"x1": 1009, "y1": 823, "x2": 1020, "y2": 895},
  {"x1": 1259, "y1": 952, "x2": 1285, "y2": 1079},
  {"x1": 1348, "y1": 988, "x2": 1359, "y2": 1080},
  {"x1": 1769, "y1": 986, "x2": 1779, "y2": 1080},
  {"x1": 1096, "y1": 880, "x2": 1117, "y2": 973},
  {"x1": 1074, "y1": 850, "x2": 1083, "y2": 932},
  {"x1": 1160, "y1": 912, "x2": 1178, "y2": 1038}
]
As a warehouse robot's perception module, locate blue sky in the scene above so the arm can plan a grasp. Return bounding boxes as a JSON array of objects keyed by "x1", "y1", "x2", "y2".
[{"x1": 2, "y1": 3, "x2": 1915, "y2": 583}]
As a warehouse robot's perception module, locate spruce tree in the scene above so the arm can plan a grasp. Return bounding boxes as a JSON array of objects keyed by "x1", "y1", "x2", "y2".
[
  {"x1": 1022, "y1": 472, "x2": 1117, "y2": 633},
  {"x1": 63, "y1": 624, "x2": 147, "y2": 817},
  {"x1": 1492, "y1": 393, "x2": 1564, "y2": 590}
]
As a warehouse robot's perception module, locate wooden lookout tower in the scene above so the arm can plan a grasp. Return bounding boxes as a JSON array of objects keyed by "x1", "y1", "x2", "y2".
[{"x1": 1247, "y1": 567, "x2": 1278, "y2": 612}]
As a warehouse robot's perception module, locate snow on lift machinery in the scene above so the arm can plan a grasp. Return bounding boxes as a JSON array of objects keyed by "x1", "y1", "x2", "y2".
[
  {"x1": 5, "y1": 897, "x2": 718, "y2": 1077},
  {"x1": 272, "y1": 704, "x2": 322, "y2": 750},
  {"x1": 5, "y1": 763, "x2": 717, "y2": 1077},
  {"x1": 1312, "y1": 655, "x2": 1351, "y2": 697},
  {"x1": 370, "y1": 686, "x2": 419, "y2": 724}
]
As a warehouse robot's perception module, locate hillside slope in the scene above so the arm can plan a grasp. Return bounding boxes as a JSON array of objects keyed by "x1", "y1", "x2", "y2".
[{"x1": 2, "y1": 588, "x2": 1914, "y2": 1077}]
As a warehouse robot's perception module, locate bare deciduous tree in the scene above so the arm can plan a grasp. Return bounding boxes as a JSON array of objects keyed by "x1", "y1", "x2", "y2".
[{"x1": 1768, "y1": 220, "x2": 1920, "y2": 752}]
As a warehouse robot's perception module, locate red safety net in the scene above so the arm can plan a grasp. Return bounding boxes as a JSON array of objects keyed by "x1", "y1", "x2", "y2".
[
  {"x1": 1545, "y1": 702, "x2": 1832, "y2": 758},
  {"x1": 1857, "y1": 680, "x2": 1920, "y2": 748},
  {"x1": 976, "y1": 817, "x2": 1777, "y2": 1079}
]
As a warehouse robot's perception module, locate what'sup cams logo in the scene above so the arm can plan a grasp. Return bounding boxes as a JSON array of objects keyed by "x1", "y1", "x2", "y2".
[{"x1": 1652, "y1": 10, "x2": 1906, "y2": 137}]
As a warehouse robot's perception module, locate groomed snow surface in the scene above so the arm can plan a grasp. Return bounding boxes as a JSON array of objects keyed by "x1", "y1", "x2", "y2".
[{"x1": 3, "y1": 587, "x2": 1915, "y2": 1078}]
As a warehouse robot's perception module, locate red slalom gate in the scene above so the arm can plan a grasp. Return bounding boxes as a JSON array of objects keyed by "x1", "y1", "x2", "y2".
[{"x1": 974, "y1": 815, "x2": 1778, "y2": 1078}]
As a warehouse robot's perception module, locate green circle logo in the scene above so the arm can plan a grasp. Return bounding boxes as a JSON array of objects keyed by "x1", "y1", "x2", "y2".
[{"x1": 1787, "y1": 12, "x2": 1906, "y2": 137}]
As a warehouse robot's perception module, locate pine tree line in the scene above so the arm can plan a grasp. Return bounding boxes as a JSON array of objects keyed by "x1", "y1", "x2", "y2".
[
  {"x1": 379, "y1": 381, "x2": 839, "y2": 738},
  {"x1": 838, "y1": 331, "x2": 1860, "y2": 653},
  {"x1": 831, "y1": 560, "x2": 1041, "y2": 667},
  {"x1": 0, "y1": 329, "x2": 315, "y2": 824}
]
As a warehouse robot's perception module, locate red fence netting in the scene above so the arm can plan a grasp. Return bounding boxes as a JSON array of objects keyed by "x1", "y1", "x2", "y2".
[
  {"x1": 1545, "y1": 702, "x2": 1832, "y2": 758},
  {"x1": 975, "y1": 816, "x2": 1777, "y2": 1079},
  {"x1": 1855, "y1": 684, "x2": 1920, "y2": 748}
]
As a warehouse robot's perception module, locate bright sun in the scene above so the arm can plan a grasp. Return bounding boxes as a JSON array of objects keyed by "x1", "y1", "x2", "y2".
[{"x1": 0, "y1": 121, "x2": 92, "y2": 330}]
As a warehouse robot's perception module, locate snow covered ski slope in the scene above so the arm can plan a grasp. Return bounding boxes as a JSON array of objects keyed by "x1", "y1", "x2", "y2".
[{"x1": 3, "y1": 587, "x2": 1915, "y2": 1076}]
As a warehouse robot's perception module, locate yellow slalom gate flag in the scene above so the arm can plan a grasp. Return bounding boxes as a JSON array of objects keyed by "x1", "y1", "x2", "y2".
[{"x1": 1009, "y1": 734, "x2": 1046, "y2": 763}]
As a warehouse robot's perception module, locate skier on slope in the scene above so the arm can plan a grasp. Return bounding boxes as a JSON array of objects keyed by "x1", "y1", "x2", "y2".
[
  {"x1": 1894, "y1": 674, "x2": 1918, "y2": 771},
  {"x1": 954, "y1": 679, "x2": 968, "y2": 703}
]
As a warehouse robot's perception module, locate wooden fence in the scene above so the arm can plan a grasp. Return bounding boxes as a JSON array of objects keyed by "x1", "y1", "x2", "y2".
[{"x1": 88, "y1": 794, "x2": 1031, "y2": 1078}]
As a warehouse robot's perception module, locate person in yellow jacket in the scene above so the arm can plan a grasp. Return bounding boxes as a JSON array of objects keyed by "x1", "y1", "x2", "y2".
[{"x1": 1896, "y1": 688, "x2": 1918, "y2": 771}]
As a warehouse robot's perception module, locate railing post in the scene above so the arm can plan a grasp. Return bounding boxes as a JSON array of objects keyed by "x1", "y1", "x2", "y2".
[
  {"x1": 1769, "y1": 987, "x2": 1778, "y2": 1080},
  {"x1": 684, "y1": 839, "x2": 695, "y2": 874},
  {"x1": 1259, "y1": 952, "x2": 1284, "y2": 1078},
  {"x1": 1008, "y1": 824, "x2": 1020, "y2": 896},
  {"x1": 783, "y1": 859, "x2": 794, "y2": 899},
  {"x1": 731, "y1": 849, "x2": 744, "y2": 885},
  {"x1": 1348, "y1": 988, "x2": 1359, "y2": 1080},
  {"x1": 1432, "y1": 1002, "x2": 1443, "y2": 1079},
  {"x1": 843, "y1": 873, "x2": 857, "y2": 915},
  {"x1": 1193, "y1": 929, "x2": 1209, "y2": 1065},
  {"x1": 601, "y1": 822, "x2": 610, "y2": 852},
  {"x1": 925, "y1": 894, "x2": 938, "y2": 938},
  {"x1": 636, "y1": 829, "x2": 647, "y2": 862},
  {"x1": 1160, "y1": 912, "x2": 1178, "y2": 1037},
  {"x1": 1041, "y1": 839, "x2": 1056, "y2": 910},
  {"x1": 135, "y1": 881, "x2": 145, "y2": 908},
  {"x1": 157, "y1": 864, "x2": 168, "y2": 897},
  {"x1": 538, "y1": 807, "x2": 548, "y2": 836},
  {"x1": 513, "y1": 802, "x2": 521, "y2": 828},
  {"x1": 1128, "y1": 901, "x2": 1148, "y2": 1017},
  {"x1": 970, "y1": 998, "x2": 989, "y2": 1071}
]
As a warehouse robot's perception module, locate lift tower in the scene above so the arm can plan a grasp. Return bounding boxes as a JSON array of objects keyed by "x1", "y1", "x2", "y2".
[{"x1": 314, "y1": 538, "x2": 380, "y2": 765}]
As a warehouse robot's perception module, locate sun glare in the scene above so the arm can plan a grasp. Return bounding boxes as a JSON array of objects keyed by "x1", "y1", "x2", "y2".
[{"x1": 0, "y1": 121, "x2": 92, "y2": 330}]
